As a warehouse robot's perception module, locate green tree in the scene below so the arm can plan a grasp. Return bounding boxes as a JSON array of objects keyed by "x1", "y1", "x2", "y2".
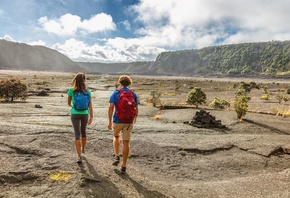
[
  {"x1": 186, "y1": 87, "x2": 207, "y2": 108},
  {"x1": 234, "y1": 81, "x2": 259, "y2": 121},
  {"x1": 0, "y1": 78, "x2": 27, "y2": 102},
  {"x1": 235, "y1": 81, "x2": 260, "y2": 96}
]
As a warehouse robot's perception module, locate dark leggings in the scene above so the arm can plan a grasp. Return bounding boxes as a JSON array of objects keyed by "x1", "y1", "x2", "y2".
[{"x1": 71, "y1": 114, "x2": 88, "y2": 140}]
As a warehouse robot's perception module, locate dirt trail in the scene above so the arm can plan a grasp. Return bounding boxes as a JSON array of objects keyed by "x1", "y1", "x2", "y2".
[{"x1": 1, "y1": 70, "x2": 290, "y2": 197}]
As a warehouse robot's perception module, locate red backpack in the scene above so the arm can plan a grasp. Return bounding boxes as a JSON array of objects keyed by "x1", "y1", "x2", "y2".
[{"x1": 116, "y1": 89, "x2": 137, "y2": 123}]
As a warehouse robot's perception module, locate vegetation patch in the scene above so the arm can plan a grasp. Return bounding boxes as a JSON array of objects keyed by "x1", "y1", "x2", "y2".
[{"x1": 49, "y1": 172, "x2": 72, "y2": 182}]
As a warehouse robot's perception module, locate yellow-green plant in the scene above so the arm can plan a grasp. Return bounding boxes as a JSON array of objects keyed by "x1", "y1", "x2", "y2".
[
  {"x1": 276, "y1": 93, "x2": 289, "y2": 104},
  {"x1": 209, "y1": 97, "x2": 230, "y2": 109},
  {"x1": 234, "y1": 95, "x2": 249, "y2": 121},
  {"x1": 261, "y1": 85, "x2": 268, "y2": 94},
  {"x1": 174, "y1": 81, "x2": 182, "y2": 91},
  {"x1": 147, "y1": 90, "x2": 162, "y2": 107},
  {"x1": 233, "y1": 81, "x2": 259, "y2": 121},
  {"x1": 186, "y1": 87, "x2": 207, "y2": 108},
  {"x1": 272, "y1": 107, "x2": 290, "y2": 117},
  {"x1": 49, "y1": 172, "x2": 72, "y2": 182},
  {"x1": 260, "y1": 94, "x2": 271, "y2": 100}
]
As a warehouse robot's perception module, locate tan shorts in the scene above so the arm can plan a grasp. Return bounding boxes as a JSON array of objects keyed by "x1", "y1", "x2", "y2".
[{"x1": 113, "y1": 123, "x2": 133, "y2": 141}]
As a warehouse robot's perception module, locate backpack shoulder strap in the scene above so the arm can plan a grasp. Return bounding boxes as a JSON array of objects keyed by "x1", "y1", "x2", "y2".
[{"x1": 118, "y1": 88, "x2": 134, "y2": 95}]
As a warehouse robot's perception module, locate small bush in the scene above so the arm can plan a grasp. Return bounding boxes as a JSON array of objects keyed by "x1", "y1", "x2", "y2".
[
  {"x1": 261, "y1": 85, "x2": 268, "y2": 94},
  {"x1": 50, "y1": 172, "x2": 72, "y2": 182},
  {"x1": 234, "y1": 95, "x2": 249, "y2": 121},
  {"x1": 174, "y1": 82, "x2": 182, "y2": 91},
  {"x1": 260, "y1": 94, "x2": 271, "y2": 100},
  {"x1": 147, "y1": 90, "x2": 162, "y2": 107},
  {"x1": 186, "y1": 87, "x2": 207, "y2": 108},
  {"x1": 276, "y1": 93, "x2": 289, "y2": 104},
  {"x1": 209, "y1": 97, "x2": 230, "y2": 109},
  {"x1": 272, "y1": 107, "x2": 290, "y2": 117}
]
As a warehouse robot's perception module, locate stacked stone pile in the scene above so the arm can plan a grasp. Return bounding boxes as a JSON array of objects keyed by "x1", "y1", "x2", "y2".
[{"x1": 189, "y1": 110, "x2": 226, "y2": 129}]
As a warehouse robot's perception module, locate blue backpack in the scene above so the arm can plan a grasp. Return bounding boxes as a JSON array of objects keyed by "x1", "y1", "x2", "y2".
[{"x1": 73, "y1": 90, "x2": 90, "y2": 111}]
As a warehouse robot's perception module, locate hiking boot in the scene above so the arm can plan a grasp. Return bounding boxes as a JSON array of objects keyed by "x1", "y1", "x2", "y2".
[
  {"x1": 112, "y1": 156, "x2": 120, "y2": 166},
  {"x1": 120, "y1": 166, "x2": 126, "y2": 174},
  {"x1": 77, "y1": 156, "x2": 82, "y2": 163}
]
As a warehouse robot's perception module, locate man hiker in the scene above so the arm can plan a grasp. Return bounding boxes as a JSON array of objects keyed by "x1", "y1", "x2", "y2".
[{"x1": 107, "y1": 75, "x2": 138, "y2": 174}]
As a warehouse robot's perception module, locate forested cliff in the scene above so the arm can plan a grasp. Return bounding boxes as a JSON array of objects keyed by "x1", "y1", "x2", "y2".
[{"x1": 150, "y1": 41, "x2": 290, "y2": 77}]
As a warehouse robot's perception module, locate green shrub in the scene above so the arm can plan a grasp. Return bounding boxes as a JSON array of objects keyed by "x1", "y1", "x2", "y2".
[
  {"x1": 260, "y1": 94, "x2": 271, "y2": 100},
  {"x1": 147, "y1": 90, "x2": 162, "y2": 107},
  {"x1": 174, "y1": 81, "x2": 182, "y2": 91},
  {"x1": 276, "y1": 93, "x2": 289, "y2": 104},
  {"x1": 233, "y1": 81, "x2": 260, "y2": 121},
  {"x1": 261, "y1": 85, "x2": 268, "y2": 94},
  {"x1": 0, "y1": 78, "x2": 27, "y2": 102},
  {"x1": 234, "y1": 95, "x2": 249, "y2": 120},
  {"x1": 186, "y1": 87, "x2": 207, "y2": 108},
  {"x1": 209, "y1": 97, "x2": 230, "y2": 109}
]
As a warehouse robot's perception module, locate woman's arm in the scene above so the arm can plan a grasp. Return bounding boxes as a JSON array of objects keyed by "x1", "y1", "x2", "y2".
[
  {"x1": 88, "y1": 98, "x2": 93, "y2": 124},
  {"x1": 68, "y1": 96, "x2": 72, "y2": 106}
]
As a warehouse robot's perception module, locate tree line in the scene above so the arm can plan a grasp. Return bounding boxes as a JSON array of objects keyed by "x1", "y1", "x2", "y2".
[{"x1": 151, "y1": 40, "x2": 290, "y2": 76}]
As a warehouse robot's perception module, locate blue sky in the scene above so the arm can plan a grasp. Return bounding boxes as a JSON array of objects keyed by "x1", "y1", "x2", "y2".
[{"x1": 1, "y1": 0, "x2": 290, "y2": 63}]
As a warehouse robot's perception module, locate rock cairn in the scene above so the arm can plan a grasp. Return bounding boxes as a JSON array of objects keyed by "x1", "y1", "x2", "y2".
[
  {"x1": 189, "y1": 110, "x2": 226, "y2": 129},
  {"x1": 37, "y1": 90, "x2": 49, "y2": 96}
]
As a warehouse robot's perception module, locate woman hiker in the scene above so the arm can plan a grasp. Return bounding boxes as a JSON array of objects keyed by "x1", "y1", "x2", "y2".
[{"x1": 67, "y1": 72, "x2": 93, "y2": 163}]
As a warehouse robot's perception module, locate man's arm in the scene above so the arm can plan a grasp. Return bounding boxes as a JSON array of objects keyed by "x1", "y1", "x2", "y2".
[
  {"x1": 134, "y1": 105, "x2": 138, "y2": 124},
  {"x1": 108, "y1": 103, "x2": 114, "y2": 130}
]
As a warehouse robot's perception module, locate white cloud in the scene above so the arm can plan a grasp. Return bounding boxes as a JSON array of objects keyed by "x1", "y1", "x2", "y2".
[
  {"x1": 38, "y1": 14, "x2": 80, "y2": 36},
  {"x1": 52, "y1": 38, "x2": 165, "y2": 62},
  {"x1": 130, "y1": 0, "x2": 290, "y2": 49},
  {"x1": 121, "y1": 20, "x2": 131, "y2": 31},
  {"x1": 28, "y1": 40, "x2": 46, "y2": 46},
  {"x1": 81, "y1": 13, "x2": 116, "y2": 33},
  {"x1": 38, "y1": 13, "x2": 116, "y2": 36},
  {"x1": 3, "y1": 35, "x2": 15, "y2": 42},
  {"x1": 53, "y1": 39, "x2": 88, "y2": 59}
]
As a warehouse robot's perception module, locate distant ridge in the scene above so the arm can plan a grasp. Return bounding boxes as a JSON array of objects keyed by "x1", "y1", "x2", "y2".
[
  {"x1": 2, "y1": 39, "x2": 290, "y2": 77},
  {"x1": 0, "y1": 39, "x2": 81, "y2": 72},
  {"x1": 77, "y1": 40, "x2": 290, "y2": 77}
]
